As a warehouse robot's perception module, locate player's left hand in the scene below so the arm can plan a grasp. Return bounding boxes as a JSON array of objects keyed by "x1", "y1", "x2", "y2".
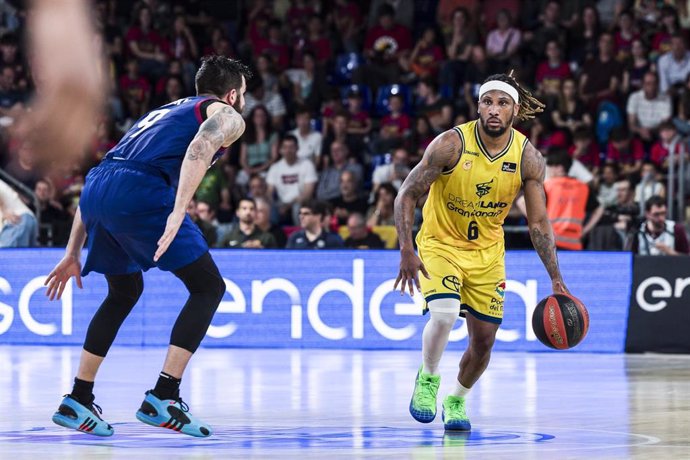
[
  {"x1": 45, "y1": 254, "x2": 83, "y2": 301},
  {"x1": 552, "y1": 279, "x2": 569, "y2": 295},
  {"x1": 154, "y1": 211, "x2": 185, "y2": 262}
]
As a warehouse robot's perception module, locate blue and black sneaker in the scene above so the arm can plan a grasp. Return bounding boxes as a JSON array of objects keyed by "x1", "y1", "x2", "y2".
[
  {"x1": 135, "y1": 390, "x2": 212, "y2": 438},
  {"x1": 52, "y1": 394, "x2": 114, "y2": 437}
]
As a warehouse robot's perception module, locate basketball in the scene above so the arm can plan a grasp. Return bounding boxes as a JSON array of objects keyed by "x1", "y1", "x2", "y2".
[{"x1": 532, "y1": 294, "x2": 589, "y2": 350}]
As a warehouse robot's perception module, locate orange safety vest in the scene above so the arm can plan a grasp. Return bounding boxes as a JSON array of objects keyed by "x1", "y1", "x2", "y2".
[{"x1": 544, "y1": 176, "x2": 589, "y2": 250}]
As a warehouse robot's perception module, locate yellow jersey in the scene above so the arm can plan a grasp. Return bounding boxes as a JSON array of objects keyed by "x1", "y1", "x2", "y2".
[{"x1": 416, "y1": 120, "x2": 527, "y2": 251}]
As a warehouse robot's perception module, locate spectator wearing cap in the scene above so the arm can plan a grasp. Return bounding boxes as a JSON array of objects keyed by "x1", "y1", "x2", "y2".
[
  {"x1": 657, "y1": 34, "x2": 690, "y2": 95},
  {"x1": 626, "y1": 72, "x2": 672, "y2": 144},
  {"x1": 287, "y1": 200, "x2": 344, "y2": 249},
  {"x1": 345, "y1": 213, "x2": 384, "y2": 249}
]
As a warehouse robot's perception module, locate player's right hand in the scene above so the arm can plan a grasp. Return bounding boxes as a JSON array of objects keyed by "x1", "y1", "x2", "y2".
[
  {"x1": 45, "y1": 254, "x2": 83, "y2": 301},
  {"x1": 394, "y1": 249, "x2": 430, "y2": 296},
  {"x1": 154, "y1": 211, "x2": 185, "y2": 262}
]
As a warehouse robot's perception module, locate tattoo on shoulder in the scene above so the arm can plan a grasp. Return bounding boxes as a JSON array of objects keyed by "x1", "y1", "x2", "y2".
[
  {"x1": 187, "y1": 106, "x2": 245, "y2": 162},
  {"x1": 400, "y1": 131, "x2": 460, "y2": 199},
  {"x1": 521, "y1": 142, "x2": 545, "y2": 182}
]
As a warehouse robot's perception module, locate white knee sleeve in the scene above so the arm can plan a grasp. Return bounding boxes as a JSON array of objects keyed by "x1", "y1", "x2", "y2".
[{"x1": 427, "y1": 297, "x2": 461, "y2": 317}]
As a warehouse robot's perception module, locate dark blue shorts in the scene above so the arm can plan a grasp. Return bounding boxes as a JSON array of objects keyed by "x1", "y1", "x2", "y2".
[{"x1": 80, "y1": 159, "x2": 208, "y2": 276}]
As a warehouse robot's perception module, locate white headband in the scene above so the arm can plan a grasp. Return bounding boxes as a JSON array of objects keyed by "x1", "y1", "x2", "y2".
[{"x1": 478, "y1": 81, "x2": 519, "y2": 104}]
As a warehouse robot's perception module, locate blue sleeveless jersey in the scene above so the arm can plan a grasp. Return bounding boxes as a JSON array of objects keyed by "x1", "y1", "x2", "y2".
[{"x1": 105, "y1": 96, "x2": 224, "y2": 187}]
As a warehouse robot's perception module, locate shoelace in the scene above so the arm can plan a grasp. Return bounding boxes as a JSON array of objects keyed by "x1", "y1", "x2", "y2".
[
  {"x1": 176, "y1": 398, "x2": 189, "y2": 412},
  {"x1": 416, "y1": 378, "x2": 438, "y2": 406},
  {"x1": 446, "y1": 398, "x2": 465, "y2": 417}
]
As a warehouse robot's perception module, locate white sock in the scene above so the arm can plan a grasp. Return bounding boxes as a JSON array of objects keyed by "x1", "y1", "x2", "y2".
[
  {"x1": 451, "y1": 380, "x2": 471, "y2": 398},
  {"x1": 421, "y1": 309, "x2": 457, "y2": 375}
]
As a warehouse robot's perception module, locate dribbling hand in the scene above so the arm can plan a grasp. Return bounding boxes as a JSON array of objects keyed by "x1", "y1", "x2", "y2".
[
  {"x1": 154, "y1": 211, "x2": 185, "y2": 262},
  {"x1": 45, "y1": 255, "x2": 83, "y2": 301},
  {"x1": 394, "y1": 249, "x2": 430, "y2": 296},
  {"x1": 552, "y1": 279, "x2": 569, "y2": 295}
]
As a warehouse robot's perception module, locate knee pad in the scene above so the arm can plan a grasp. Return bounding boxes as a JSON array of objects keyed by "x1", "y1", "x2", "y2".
[{"x1": 105, "y1": 272, "x2": 144, "y2": 306}]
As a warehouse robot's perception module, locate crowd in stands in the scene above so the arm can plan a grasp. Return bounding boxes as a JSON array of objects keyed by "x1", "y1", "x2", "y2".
[{"x1": 1, "y1": 0, "x2": 690, "y2": 254}]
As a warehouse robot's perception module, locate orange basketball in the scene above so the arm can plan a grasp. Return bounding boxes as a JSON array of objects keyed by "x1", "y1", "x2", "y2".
[{"x1": 532, "y1": 294, "x2": 589, "y2": 350}]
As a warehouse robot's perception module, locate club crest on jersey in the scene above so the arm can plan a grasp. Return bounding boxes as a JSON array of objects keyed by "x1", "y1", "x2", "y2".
[
  {"x1": 463, "y1": 160, "x2": 472, "y2": 170},
  {"x1": 501, "y1": 162, "x2": 517, "y2": 173},
  {"x1": 475, "y1": 178, "x2": 494, "y2": 198}
]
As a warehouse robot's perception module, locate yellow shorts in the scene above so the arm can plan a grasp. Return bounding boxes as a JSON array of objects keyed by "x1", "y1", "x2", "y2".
[{"x1": 418, "y1": 241, "x2": 506, "y2": 324}]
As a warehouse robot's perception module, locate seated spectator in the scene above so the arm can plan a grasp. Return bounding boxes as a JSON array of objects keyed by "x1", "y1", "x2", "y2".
[
  {"x1": 657, "y1": 34, "x2": 690, "y2": 95},
  {"x1": 196, "y1": 162, "x2": 227, "y2": 210},
  {"x1": 463, "y1": 45, "x2": 495, "y2": 115},
  {"x1": 367, "y1": 182, "x2": 397, "y2": 227},
  {"x1": 194, "y1": 199, "x2": 218, "y2": 247},
  {"x1": 0, "y1": 64, "x2": 25, "y2": 111},
  {"x1": 485, "y1": 9, "x2": 521, "y2": 72},
  {"x1": 0, "y1": 178, "x2": 37, "y2": 247},
  {"x1": 125, "y1": 6, "x2": 169, "y2": 80},
  {"x1": 536, "y1": 40, "x2": 572, "y2": 98},
  {"x1": 622, "y1": 39, "x2": 653, "y2": 94},
  {"x1": 588, "y1": 178, "x2": 639, "y2": 250},
  {"x1": 253, "y1": 19, "x2": 290, "y2": 71},
  {"x1": 635, "y1": 161, "x2": 666, "y2": 205},
  {"x1": 345, "y1": 88, "x2": 372, "y2": 138},
  {"x1": 613, "y1": 10, "x2": 638, "y2": 63},
  {"x1": 255, "y1": 197, "x2": 286, "y2": 248},
  {"x1": 34, "y1": 178, "x2": 68, "y2": 246},
  {"x1": 119, "y1": 58, "x2": 151, "y2": 120},
  {"x1": 155, "y1": 75, "x2": 184, "y2": 106},
  {"x1": 650, "y1": 122, "x2": 684, "y2": 172},
  {"x1": 290, "y1": 106, "x2": 322, "y2": 164},
  {"x1": 218, "y1": 198, "x2": 276, "y2": 249},
  {"x1": 330, "y1": 170, "x2": 369, "y2": 225},
  {"x1": 286, "y1": 200, "x2": 344, "y2": 249},
  {"x1": 316, "y1": 141, "x2": 363, "y2": 201},
  {"x1": 409, "y1": 116, "x2": 435, "y2": 163},
  {"x1": 523, "y1": 0, "x2": 566, "y2": 69},
  {"x1": 378, "y1": 94, "x2": 411, "y2": 150},
  {"x1": 255, "y1": 52, "x2": 279, "y2": 93},
  {"x1": 345, "y1": 213, "x2": 385, "y2": 249},
  {"x1": 651, "y1": 6, "x2": 680, "y2": 60},
  {"x1": 320, "y1": 112, "x2": 365, "y2": 164},
  {"x1": 243, "y1": 77, "x2": 287, "y2": 128},
  {"x1": 626, "y1": 72, "x2": 672, "y2": 144},
  {"x1": 287, "y1": 51, "x2": 328, "y2": 114},
  {"x1": 597, "y1": 163, "x2": 620, "y2": 208},
  {"x1": 551, "y1": 78, "x2": 592, "y2": 134},
  {"x1": 674, "y1": 73, "x2": 690, "y2": 136},
  {"x1": 320, "y1": 87, "x2": 345, "y2": 138},
  {"x1": 218, "y1": 164, "x2": 246, "y2": 224},
  {"x1": 416, "y1": 78, "x2": 453, "y2": 133},
  {"x1": 567, "y1": 5, "x2": 600, "y2": 65},
  {"x1": 440, "y1": 7, "x2": 479, "y2": 96},
  {"x1": 578, "y1": 32, "x2": 622, "y2": 110},
  {"x1": 400, "y1": 26, "x2": 444, "y2": 80},
  {"x1": 239, "y1": 105, "x2": 279, "y2": 182},
  {"x1": 626, "y1": 195, "x2": 689, "y2": 255},
  {"x1": 266, "y1": 134, "x2": 318, "y2": 225},
  {"x1": 606, "y1": 127, "x2": 644, "y2": 176},
  {"x1": 371, "y1": 147, "x2": 411, "y2": 194},
  {"x1": 567, "y1": 128, "x2": 599, "y2": 179},
  {"x1": 306, "y1": 15, "x2": 332, "y2": 63},
  {"x1": 354, "y1": 4, "x2": 412, "y2": 95}
]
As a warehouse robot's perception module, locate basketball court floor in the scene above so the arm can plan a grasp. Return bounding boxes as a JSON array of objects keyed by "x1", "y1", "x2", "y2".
[{"x1": 1, "y1": 346, "x2": 688, "y2": 459}]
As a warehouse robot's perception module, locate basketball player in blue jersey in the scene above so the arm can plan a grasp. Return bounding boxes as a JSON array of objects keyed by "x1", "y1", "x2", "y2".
[{"x1": 44, "y1": 56, "x2": 250, "y2": 438}]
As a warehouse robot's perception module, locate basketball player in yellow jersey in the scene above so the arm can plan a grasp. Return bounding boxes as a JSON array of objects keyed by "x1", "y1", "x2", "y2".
[{"x1": 394, "y1": 72, "x2": 569, "y2": 431}]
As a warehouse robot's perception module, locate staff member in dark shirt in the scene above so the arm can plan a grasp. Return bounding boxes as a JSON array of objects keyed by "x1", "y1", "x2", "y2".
[
  {"x1": 287, "y1": 200, "x2": 344, "y2": 249},
  {"x1": 218, "y1": 198, "x2": 276, "y2": 249},
  {"x1": 344, "y1": 213, "x2": 385, "y2": 249}
]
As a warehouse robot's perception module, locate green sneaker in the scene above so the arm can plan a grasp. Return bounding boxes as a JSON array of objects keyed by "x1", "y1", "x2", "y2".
[
  {"x1": 442, "y1": 395, "x2": 471, "y2": 431},
  {"x1": 409, "y1": 366, "x2": 440, "y2": 423}
]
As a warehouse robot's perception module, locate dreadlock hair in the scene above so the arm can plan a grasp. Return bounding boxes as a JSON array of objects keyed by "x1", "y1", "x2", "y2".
[{"x1": 482, "y1": 70, "x2": 545, "y2": 121}]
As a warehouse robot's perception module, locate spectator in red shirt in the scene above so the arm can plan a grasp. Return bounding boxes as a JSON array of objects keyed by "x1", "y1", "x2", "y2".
[
  {"x1": 651, "y1": 6, "x2": 680, "y2": 60},
  {"x1": 354, "y1": 4, "x2": 412, "y2": 94},
  {"x1": 254, "y1": 20, "x2": 290, "y2": 71},
  {"x1": 306, "y1": 15, "x2": 332, "y2": 63},
  {"x1": 119, "y1": 58, "x2": 151, "y2": 120},
  {"x1": 332, "y1": 0, "x2": 363, "y2": 52},
  {"x1": 649, "y1": 122, "x2": 685, "y2": 172},
  {"x1": 400, "y1": 26, "x2": 444, "y2": 80},
  {"x1": 536, "y1": 40, "x2": 572, "y2": 97},
  {"x1": 125, "y1": 6, "x2": 169, "y2": 79},
  {"x1": 613, "y1": 10, "x2": 638, "y2": 63},
  {"x1": 286, "y1": 0, "x2": 316, "y2": 30},
  {"x1": 377, "y1": 94, "x2": 411, "y2": 152},
  {"x1": 606, "y1": 127, "x2": 645, "y2": 176},
  {"x1": 345, "y1": 89, "x2": 372, "y2": 137},
  {"x1": 569, "y1": 127, "x2": 601, "y2": 174}
]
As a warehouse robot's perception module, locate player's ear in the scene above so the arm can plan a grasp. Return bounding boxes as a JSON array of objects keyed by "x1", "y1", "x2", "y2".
[{"x1": 513, "y1": 102, "x2": 519, "y2": 117}]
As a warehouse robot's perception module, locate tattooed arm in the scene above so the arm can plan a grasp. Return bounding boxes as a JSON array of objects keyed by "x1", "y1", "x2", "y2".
[
  {"x1": 393, "y1": 129, "x2": 461, "y2": 295},
  {"x1": 154, "y1": 104, "x2": 246, "y2": 261},
  {"x1": 521, "y1": 143, "x2": 568, "y2": 294}
]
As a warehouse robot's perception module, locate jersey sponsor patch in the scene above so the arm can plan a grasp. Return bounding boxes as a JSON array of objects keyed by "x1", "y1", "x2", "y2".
[{"x1": 501, "y1": 162, "x2": 517, "y2": 173}]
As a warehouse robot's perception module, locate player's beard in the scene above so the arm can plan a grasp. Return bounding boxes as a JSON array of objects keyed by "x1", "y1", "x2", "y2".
[
  {"x1": 481, "y1": 113, "x2": 514, "y2": 138},
  {"x1": 232, "y1": 97, "x2": 244, "y2": 114}
]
